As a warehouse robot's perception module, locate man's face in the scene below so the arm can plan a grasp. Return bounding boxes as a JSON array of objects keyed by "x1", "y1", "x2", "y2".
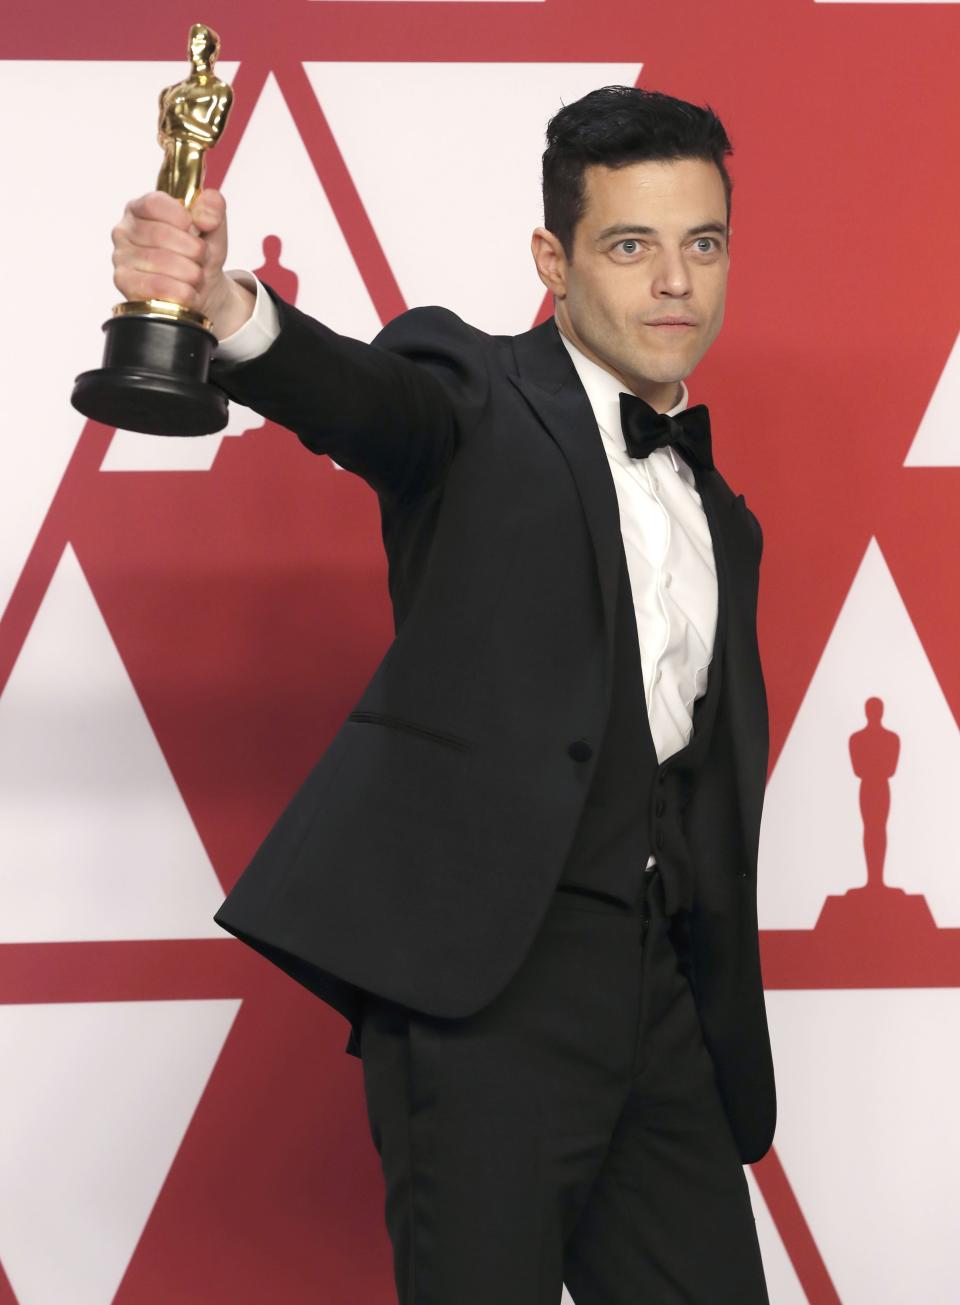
[{"x1": 533, "y1": 157, "x2": 730, "y2": 407}]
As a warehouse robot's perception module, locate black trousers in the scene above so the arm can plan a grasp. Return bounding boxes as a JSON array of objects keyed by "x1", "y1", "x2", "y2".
[{"x1": 358, "y1": 865, "x2": 769, "y2": 1304}]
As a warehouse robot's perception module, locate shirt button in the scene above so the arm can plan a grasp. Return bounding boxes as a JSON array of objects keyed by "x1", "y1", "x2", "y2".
[
  {"x1": 653, "y1": 668, "x2": 662, "y2": 685},
  {"x1": 663, "y1": 572, "x2": 672, "y2": 588}
]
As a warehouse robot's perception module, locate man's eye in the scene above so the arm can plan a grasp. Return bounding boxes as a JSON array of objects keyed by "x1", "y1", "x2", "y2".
[
  {"x1": 694, "y1": 237, "x2": 719, "y2": 253},
  {"x1": 616, "y1": 239, "x2": 641, "y2": 255}
]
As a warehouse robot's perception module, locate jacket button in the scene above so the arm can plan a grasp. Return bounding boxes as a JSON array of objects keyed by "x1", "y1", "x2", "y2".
[
  {"x1": 656, "y1": 828, "x2": 664, "y2": 849},
  {"x1": 657, "y1": 771, "x2": 667, "y2": 785},
  {"x1": 568, "y1": 739, "x2": 593, "y2": 762},
  {"x1": 655, "y1": 798, "x2": 666, "y2": 816}
]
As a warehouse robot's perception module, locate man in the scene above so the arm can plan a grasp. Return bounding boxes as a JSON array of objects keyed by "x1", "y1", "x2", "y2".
[{"x1": 110, "y1": 85, "x2": 775, "y2": 1303}]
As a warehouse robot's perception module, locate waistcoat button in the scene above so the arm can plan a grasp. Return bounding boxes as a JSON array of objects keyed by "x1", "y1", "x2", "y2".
[
  {"x1": 656, "y1": 798, "x2": 666, "y2": 816},
  {"x1": 656, "y1": 829, "x2": 664, "y2": 849},
  {"x1": 568, "y1": 740, "x2": 593, "y2": 763}
]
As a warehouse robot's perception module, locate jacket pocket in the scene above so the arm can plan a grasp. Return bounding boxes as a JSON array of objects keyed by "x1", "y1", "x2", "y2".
[{"x1": 346, "y1": 709, "x2": 474, "y2": 753}]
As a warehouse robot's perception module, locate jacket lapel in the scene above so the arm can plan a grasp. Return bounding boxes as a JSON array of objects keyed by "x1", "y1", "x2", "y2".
[
  {"x1": 507, "y1": 317, "x2": 623, "y2": 695},
  {"x1": 506, "y1": 316, "x2": 759, "y2": 837}
]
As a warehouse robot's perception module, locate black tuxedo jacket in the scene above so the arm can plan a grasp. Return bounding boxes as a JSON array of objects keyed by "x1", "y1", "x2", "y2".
[{"x1": 210, "y1": 285, "x2": 777, "y2": 1164}]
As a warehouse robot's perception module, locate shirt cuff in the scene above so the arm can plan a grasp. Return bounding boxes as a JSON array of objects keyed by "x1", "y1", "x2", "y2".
[{"x1": 215, "y1": 269, "x2": 281, "y2": 365}]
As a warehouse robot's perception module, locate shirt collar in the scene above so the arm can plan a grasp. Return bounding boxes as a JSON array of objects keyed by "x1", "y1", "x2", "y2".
[{"x1": 556, "y1": 324, "x2": 690, "y2": 475}]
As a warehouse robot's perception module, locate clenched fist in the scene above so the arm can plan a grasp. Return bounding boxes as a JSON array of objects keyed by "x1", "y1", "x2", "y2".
[{"x1": 110, "y1": 188, "x2": 254, "y2": 340}]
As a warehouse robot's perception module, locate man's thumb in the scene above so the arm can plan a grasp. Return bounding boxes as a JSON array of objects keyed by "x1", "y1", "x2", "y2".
[{"x1": 190, "y1": 188, "x2": 226, "y2": 233}]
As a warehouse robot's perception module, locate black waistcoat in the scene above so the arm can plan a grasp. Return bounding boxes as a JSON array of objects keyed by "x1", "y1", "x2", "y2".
[{"x1": 556, "y1": 528, "x2": 727, "y2": 917}]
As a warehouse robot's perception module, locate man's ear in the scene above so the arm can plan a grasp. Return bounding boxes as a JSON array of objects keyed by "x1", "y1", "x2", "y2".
[{"x1": 531, "y1": 227, "x2": 568, "y2": 297}]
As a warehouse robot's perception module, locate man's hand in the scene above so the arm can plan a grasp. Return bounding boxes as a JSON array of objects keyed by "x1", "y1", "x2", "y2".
[{"x1": 110, "y1": 188, "x2": 254, "y2": 340}]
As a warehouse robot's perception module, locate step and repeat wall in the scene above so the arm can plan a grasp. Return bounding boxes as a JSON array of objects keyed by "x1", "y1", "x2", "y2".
[{"x1": 1, "y1": 0, "x2": 958, "y2": 1301}]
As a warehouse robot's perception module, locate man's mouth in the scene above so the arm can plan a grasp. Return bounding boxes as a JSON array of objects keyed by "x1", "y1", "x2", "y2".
[{"x1": 645, "y1": 317, "x2": 696, "y2": 330}]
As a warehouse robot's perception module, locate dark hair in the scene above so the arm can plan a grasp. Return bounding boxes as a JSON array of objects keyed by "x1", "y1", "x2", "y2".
[{"x1": 542, "y1": 86, "x2": 733, "y2": 259}]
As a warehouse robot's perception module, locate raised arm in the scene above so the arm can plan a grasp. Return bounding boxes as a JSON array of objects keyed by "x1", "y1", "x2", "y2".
[
  {"x1": 209, "y1": 283, "x2": 484, "y2": 501},
  {"x1": 110, "y1": 188, "x2": 486, "y2": 500}
]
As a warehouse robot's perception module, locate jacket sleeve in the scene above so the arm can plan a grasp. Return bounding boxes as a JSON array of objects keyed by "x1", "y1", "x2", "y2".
[{"x1": 208, "y1": 281, "x2": 488, "y2": 501}]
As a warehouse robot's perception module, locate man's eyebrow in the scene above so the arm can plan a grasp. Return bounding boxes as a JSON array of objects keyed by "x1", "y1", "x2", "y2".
[{"x1": 595, "y1": 222, "x2": 728, "y2": 241}]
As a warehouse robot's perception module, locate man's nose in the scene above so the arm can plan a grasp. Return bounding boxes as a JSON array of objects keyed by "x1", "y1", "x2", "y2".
[{"x1": 651, "y1": 249, "x2": 693, "y2": 296}]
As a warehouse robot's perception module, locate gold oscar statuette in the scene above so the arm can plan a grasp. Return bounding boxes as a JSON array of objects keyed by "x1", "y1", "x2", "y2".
[{"x1": 71, "y1": 23, "x2": 235, "y2": 436}]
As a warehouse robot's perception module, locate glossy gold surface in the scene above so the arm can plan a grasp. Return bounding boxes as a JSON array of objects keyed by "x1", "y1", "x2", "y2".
[
  {"x1": 156, "y1": 23, "x2": 233, "y2": 210},
  {"x1": 112, "y1": 299, "x2": 212, "y2": 331},
  {"x1": 113, "y1": 23, "x2": 233, "y2": 327}
]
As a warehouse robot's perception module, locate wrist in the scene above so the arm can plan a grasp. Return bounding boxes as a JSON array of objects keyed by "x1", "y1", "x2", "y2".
[{"x1": 207, "y1": 276, "x2": 255, "y2": 341}]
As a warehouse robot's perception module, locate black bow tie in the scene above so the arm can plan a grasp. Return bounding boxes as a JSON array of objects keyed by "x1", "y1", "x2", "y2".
[{"x1": 619, "y1": 392, "x2": 714, "y2": 472}]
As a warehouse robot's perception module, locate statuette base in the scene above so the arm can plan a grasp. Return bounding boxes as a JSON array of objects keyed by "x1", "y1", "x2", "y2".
[
  {"x1": 113, "y1": 298, "x2": 213, "y2": 332},
  {"x1": 71, "y1": 311, "x2": 228, "y2": 437}
]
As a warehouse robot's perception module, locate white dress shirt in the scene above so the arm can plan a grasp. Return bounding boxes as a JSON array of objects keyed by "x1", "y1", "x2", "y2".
[
  {"x1": 217, "y1": 276, "x2": 719, "y2": 868},
  {"x1": 555, "y1": 331, "x2": 718, "y2": 868},
  {"x1": 217, "y1": 269, "x2": 282, "y2": 362}
]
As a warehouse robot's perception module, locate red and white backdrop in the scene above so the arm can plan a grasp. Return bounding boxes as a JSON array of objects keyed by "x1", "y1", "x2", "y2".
[{"x1": 1, "y1": 0, "x2": 958, "y2": 1301}]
